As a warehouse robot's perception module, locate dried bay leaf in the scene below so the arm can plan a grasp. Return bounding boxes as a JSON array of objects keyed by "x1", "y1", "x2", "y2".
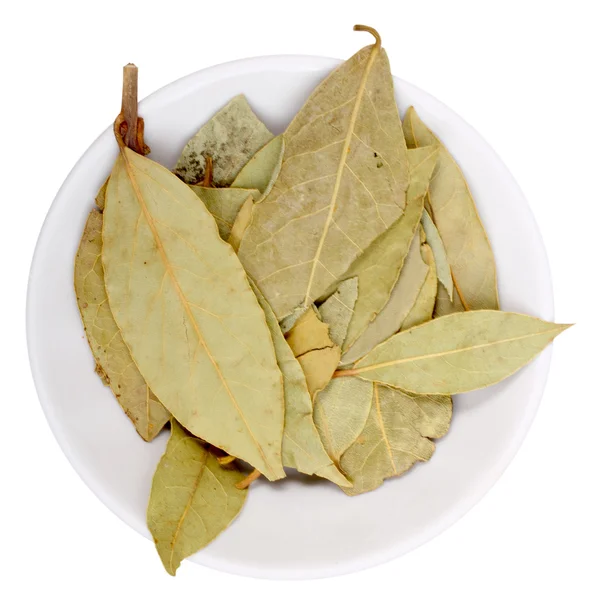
[
  {"x1": 434, "y1": 282, "x2": 464, "y2": 318},
  {"x1": 313, "y1": 377, "x2": 374, "y2": 464},
  {"x1": 74, "y1": 209, "x2": 169, "y2": 441},
  {"x1": 232, "y1": 135, "x2": 285, "y2": 201},
  {"x1": 396, "y1": 391, "x2": 452, "y2": 439},
  {"x1": 189, "y1": 186, "x2": 260, "y2": 241},
  {"x1": 228, "y1": 196, "x2": 255, "y2": 252},
  {"x1": 339, "y1": 384, "x2": 436, "y2": 496},
  {"x1": 175, "y1": 95, "x2": 273, "y2": 186},
  {"x1": 403, "y1": 107, "x2": 499, "y2": 310},
  {"x1": 342, "y1": 231, "x2": 429, "y2": 364},
  {"x1": 249, "y1": 282, "x2": 349, "y2": 486},
  {"x1": 317, "y1": 278, "x2": 358, "y2": 346},
  {"x1": 285, "y1": 308, "x2": 341, "y2": 397},
  {"x1": 421, "y1": 210, "x2": 453, "y2": 300},
  {"x1": 400, "y1": 242, "x2": 438, "y2": 330},
  {"x1": 147, "y1": 420, "x2": 247, "y2": 575},
  {"x1": 338, "y1": 311, "x2": 570, "y2": 395},
  {"x1": 339, "y1": 146, "x2": 438, "y2": 350},
  {"x1": 239, "y1": 31, "x2": 409, "y2": 319},
  {"x1": 102, "y1": 148, "x2": 285, "y2": 480}
]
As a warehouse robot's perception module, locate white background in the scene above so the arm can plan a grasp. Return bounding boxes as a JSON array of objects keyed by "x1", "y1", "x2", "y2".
[{"x1": 1, "y1": 0, "x2": 588, "y2": 598}]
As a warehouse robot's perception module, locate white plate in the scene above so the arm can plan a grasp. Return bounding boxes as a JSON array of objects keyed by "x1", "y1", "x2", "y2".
[{"x1": 27, "y1": 56, "x2": 553, "y2": 579}]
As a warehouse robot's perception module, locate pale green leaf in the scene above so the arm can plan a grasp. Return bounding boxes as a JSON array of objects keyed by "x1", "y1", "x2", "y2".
[
  {"x1": 342, "y1": 230, "x2": 428, "y2": 364},
  {"x1": 313, "y1": 377, "x2": 373, "y2": 464},
  {"x1": 421, "y1": 210, "x2": 453, "y2": 300},
  {"x1": 400, "y1": 241, "x2": 438, "y2": 330},
  {"x1": 74, "y1": 208, "x2": 169, "y2": 441},
  {"x1": 338, "y1": 146, "x2": 438, "y2": 350},
  {"x1": 317, "y1": 277, "x2": 358, "y2": 346},
  {"x1": 285, "y1": 307, "x2": 341, "y2": 397},
  {"x1": 249, "y1": 281, "x2": 349, "y2": 487},
  {"x1": 147, "y1": 420, "x2": 247, "y2": 575},
  {"x1": 403, "y1": 107, "x2": 499, "y2": 310},
  {"x1": 228, "y1": 195, "x2": 255, "y2": 252},
  {"x1": 341, "y1": 311, "x2": 570, "y2": 394},
  {"x1": 238, "y1": 38, "x2": 409, "y2": 319},
  {"x1": 175, "y1": 95, "x2": 273, "y2": 186},
  {"x1": 232, "y1": 135, "x2": 285, "y2": 201},
  {"x1": 189, "y1": 186, "x2": 260, "y2": 241},
  {"x1": 102, "y1": 148, "x2": 285, "y2": 480},
  {"x1": 339, "y1": 384, "x2": 436, "y2": 496}
]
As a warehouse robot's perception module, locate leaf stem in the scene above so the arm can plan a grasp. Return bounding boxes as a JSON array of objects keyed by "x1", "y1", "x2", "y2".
[
  {"x1": 114, "y1": 63, "x2": 150, "y2": 155},
  {"x1": 235, "y1": 469, "x2": 261, "y2": 490},
  {"x1": 217, "y1": 455, "x2": 237, "y2": 466},
  {"x1": 353, "y1": 24, "x2": 382, "y2": 49},
  {"x1": 333, "y1": 368, "x2": 357, "y2": 378}
]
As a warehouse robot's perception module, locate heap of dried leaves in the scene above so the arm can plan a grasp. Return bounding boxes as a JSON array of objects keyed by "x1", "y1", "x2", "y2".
[{"x1": 74, "y1": 26, "x2": 570, "y2": 575}]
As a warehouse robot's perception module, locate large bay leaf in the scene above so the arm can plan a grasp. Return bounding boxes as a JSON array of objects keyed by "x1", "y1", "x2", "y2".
[
  {"x1": 403, "y1": 107, "x2": 499, "y2": 310},
  {"x1": 421, "y1": 210, "x2": 453, "y2": 300},
  {"x1": 174, "y1": 95, "x2": 273, "y2": 186},
  {"x1": 337, "y1": 311, "x2": 570, "y2": 394},
  {"x1": 189, "y1": 186, "x2": 260, "y2": 241},
  {"x1": 231, "y1": 135, "x2": 285, "y2": 201},
  {"x1": 74, "y1": 208, "x2": 169, "y2": 441},
  {"x1": 339, "y1": 146, "x2": 438, "y2": 350},
  {"x1": 102, "y1": 148, "x2": 285, "y2": 480},
  {"x1": 250, "y1": 281, "x2": 349, "y2": 486},
  {"x1": 285, "y1": 307, "x2": 341, "y2": 397},
  {"x1": 317, "y1": 277, "x2": 358, "y2": 347},
  {"x1": 342, "y1": 231, "x2": 428, "y2": 364},
  {"x1": 434, "y1": 282, "x2": 464, "y2": 318},
  {"x1": 339, "y1": 384, "x2": 436, "y2": 496},
  {"x1": 147, "y1": 420, "x2": 247, "y2": 575},
  {"x1": 313, "y1": 377, "x2": 374, "y2": 464},
  {"x1": 400, "y1": 242, "x2": 437, "y2": 330},
  {"x1": 238, "y1": 35, "x2": 409, "y2": 319}
]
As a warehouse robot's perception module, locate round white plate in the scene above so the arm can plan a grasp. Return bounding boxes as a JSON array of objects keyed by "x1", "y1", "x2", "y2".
[{"x1": 27, "y1": 56, "x2": 553, "y2": 579}]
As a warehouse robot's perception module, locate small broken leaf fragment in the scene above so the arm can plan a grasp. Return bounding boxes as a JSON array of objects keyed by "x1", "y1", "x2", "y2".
[
  {"x1": 189, "y1": 186, "x2": 260, "y2": 241},
  {"x1": 285, "y1": 308, "x2": 341, "y2": 397},
  {"x1": 102, "y1": 147, "x2": 285, "y2": 480},
  {"x1": 313, "y1": 377, "x2": 373, "y2": 464},
  {"x1": 317, "y1": 277, "x2": 358, "y2": 347},
  {"x1": 341, "y1": 311, "x2": 571, "y2": 394},
  {"x1": 339, "y1": 384, "x2": 436, "y2": 496},
  {"x1": 421, "y1": 210, "x2": 453, "y2": 300},
  {"x1": 147, "y1": 420, "x2": 247, "y2": 576},
  {"x1": 403, "y1": 107, "x2": 499, "y2": 310},
  {"x1": 342, "y1": 230, "x2": 428, "y2": 364},
  {"x1": 231, "y1": 135, "x2": 285, "y2": 201},
  {"x1": 250, "y1": 280, "x2": 349, "y2": 486},
  {"x1": 175, "y1": 95, "x2": 273, "y2": 186},
  {"x1": 340, "y1": 146, "x2": 438, "y2": 351},
  {"x1": 239, "y1": 31, "x2": 409, "y2": 319},
  {"x1": 74, "y1": 208, "x2": 169, "y2": 441},
  {"x1": 400, "y1": 241, "x2": 438, "y2": 330}
]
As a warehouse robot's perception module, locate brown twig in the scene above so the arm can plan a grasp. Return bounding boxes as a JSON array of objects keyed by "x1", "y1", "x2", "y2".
[
  {"x1": 116, "y1": 63, "x2": 150, "y2": 155},
  {"x1": 235, "y1": 469, "x2": 261, "y2": 490},
  {"x1": 353, "y1": 24, "x2": 382, "y2": 49},
  {"x1": 197, "y1": 156, "x2": 215, "y2": 187}
]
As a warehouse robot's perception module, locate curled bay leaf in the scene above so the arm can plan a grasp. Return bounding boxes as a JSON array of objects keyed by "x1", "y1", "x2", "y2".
[
  {"x1": 239, "y1": 32, "x2": 409, "y2": 319},
  {"x1": 147, "y1": 420, "x2": 247, "y2": 576},
  {"x1": 339, "y1": 146, "x2": 438, "y2": 350},
  {"x1": 434, "y1": 282, "x2": 464, "y2": 318},
  {"x1": 231, "y1": 135, "x2": 285, "y2": 201},
  {"x1": 227, "y1": 195, "x2": 254, "y2": 252},
  {"x1": 313, "y1": 377, "x2": 374, "y2": 465},
  {"x1": 74, "y1": 208, "x2": 169, "y2": 441},
  {"x1": 403, "y1": 107, "x2": 499, "y2": 310},
  {"x1": 102, "y1": 147, "x2": 285, "y2": 480},
  {"x1": 338, "y1": 311, "x2": 571, "y2": 395},
  {"x1": 175, "y1": 95, "x2": 273, "y2": 186},
  {"x1": 342, "y1": 230, "x2": 428, "y2": 364},
  {"x1": 339, "y1": 384, "x2": 436, "y2": 496},
  {"x1": 189, "y1": 186, "x2": 260, "y2": 241},
  {"x1": 421, "y1": 210, "x2": 453, "y2": 300},
  {"x1": 250, "y1": 282, "x2": 349, "y2": 486},
  {"x1": 317, "y1": 277, "x2": 358, "y2": 347},
  {"x1": 400, "y1": 241, "x2": 438, "y2": 330},
  {"x1": 285, "y1": 307, "x2": 341, "y2": 397}
]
